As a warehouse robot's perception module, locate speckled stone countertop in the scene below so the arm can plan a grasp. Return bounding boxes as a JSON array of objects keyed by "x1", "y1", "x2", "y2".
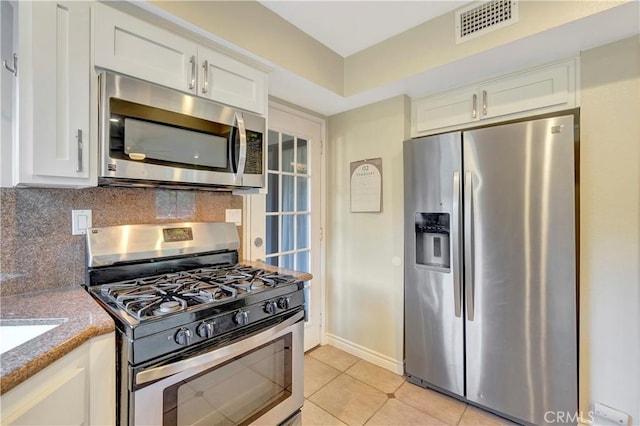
[
  {"x1": 0, "y1": 286, "x2": 114, "y2": 395},
  {"x1": 241, "y1": 260, "x2": 313, "y2": 282}
]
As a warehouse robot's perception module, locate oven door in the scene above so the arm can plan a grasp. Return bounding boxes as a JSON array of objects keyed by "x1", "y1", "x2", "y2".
[{"x1": 133, "y1": 311, "x2": 304, "y2": 426}]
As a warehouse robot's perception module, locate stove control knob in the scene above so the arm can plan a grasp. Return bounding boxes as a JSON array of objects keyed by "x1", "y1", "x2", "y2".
[
  {"x1": 174, "y1": 327, "x2": 192, "y2": 346},
  {"x1": 234, "y1": 310, "x2": 249, "y2": 326},
  {"x1": 277, "y1": 297, "x2": 291, "y2": 310},
  {"x1": 196, "y1": 321, "x2": 215, "y2": 338},
  {"x1": 264, "y1": 301, "x2": 277, "y2": 315}
]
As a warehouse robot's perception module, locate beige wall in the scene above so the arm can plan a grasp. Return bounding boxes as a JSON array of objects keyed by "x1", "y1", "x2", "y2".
[
  {"x1": 326, "y1": 96, "x2": 410, "y2": 368},
  {"x1": 580, "y1": 35, "x2": 640, "y2": 421},
  {"x1": 344, "y1": 1, "x2": 624, "y2": 96}
]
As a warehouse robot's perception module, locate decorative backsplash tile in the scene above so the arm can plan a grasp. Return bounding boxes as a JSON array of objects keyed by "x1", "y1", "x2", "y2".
[{"x1": 0, "y1": 187, "x2": 243, "y2": 296}]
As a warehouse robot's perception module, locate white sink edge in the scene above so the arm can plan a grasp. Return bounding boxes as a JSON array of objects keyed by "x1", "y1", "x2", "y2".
[{"x1": 0, "y1": 319, "x2": 66, "y2": 354}]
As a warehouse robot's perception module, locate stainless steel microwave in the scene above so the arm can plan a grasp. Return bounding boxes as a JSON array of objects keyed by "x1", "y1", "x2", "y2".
[{"x1": 98, "y1": 71, "x2": 265, "y2": 190}]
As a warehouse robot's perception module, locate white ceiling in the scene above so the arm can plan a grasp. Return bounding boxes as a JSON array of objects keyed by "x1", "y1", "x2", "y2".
[{"x1": 258, "y1": 1, "x2": 467, "y2": 57}]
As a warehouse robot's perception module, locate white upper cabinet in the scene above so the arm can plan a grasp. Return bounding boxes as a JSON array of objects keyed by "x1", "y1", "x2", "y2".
[
  {"x1": 13, "y1": 0, "x2": 95, "y2": 187},
  {"x1": 94, "y1": 3, "x2": 267, "y2": 115},
  {"x1": 412, "y1": 58, "x2": 578, "y2": 136},
  {"x1": 94, "y1": 2, "x2": 198, "y2": 95},
  {"x1": 198, "y1": 46, "x2": 267, "y2": 115},
  {"x1": 1, "y1": 0, "x2": 17, "y2": 188},
  {"x1": 413, "y1": 86, "x2": 480, "y2": 134},
  {"x1": 480, "y1": 62, "x2": 572, "y2": 119}
]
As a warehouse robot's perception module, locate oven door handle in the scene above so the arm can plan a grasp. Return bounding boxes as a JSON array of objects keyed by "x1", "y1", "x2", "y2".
[{"x1": 136, "y1": 310, "x2": 304, "y2": 386}]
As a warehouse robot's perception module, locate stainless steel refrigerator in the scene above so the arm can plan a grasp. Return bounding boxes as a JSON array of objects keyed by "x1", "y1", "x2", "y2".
[{"x1": 403, "y1": 114, "x2": 577, "y2": 425}]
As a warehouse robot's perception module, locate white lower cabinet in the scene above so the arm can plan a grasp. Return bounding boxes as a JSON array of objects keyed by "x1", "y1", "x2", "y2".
[
  {"x1": 412, "y1": 58, "x2": 578, "y2": 136},
  {"x1": 0, "y1": 333, "x2": 115, "y2": 425},
  {"x1": 13, "y1": 0, "x2": 96, "y2": 187}
]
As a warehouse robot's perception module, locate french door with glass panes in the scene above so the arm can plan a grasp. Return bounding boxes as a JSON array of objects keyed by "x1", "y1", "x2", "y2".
[{"x1": 247, "y1": 103, "x2": 324, "y2": 351}]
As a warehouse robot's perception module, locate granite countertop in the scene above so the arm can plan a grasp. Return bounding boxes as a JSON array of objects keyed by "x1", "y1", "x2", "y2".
[
  {"x1": 0, "y1": 286, "x2": 115, "y2": 395},
  {"x1": 241, "y1": 259, "x2": 314, "y2": 282}
]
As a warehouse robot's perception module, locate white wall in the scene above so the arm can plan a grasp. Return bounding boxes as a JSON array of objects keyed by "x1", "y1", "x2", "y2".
[
  {"x1": 580, "y1": 35, "x2": 640, "y2": 422},
  {"x1": 326, "y1": 96, "x2": 410, "y2": 372}
]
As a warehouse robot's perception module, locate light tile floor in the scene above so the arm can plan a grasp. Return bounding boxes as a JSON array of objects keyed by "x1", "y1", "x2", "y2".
[{"x1": 302, "y1": 345, "x2": 515, "y2": 426}]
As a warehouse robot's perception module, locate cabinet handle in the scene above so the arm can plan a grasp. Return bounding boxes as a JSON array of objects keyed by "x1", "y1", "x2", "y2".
[
  {"x1": 482, "y1": 90, "x2": 487, "y2": 116},
  {"x1": 189, "y1": 55, "x2": 196, "y2": 90},
  {"x1": 472, "y1": 94, "x2": 477, "y2": 119},
  {"x1": 202, "y1": 60, "x2": 209, "y2": 94},
  {"x1": 76, "y1": 129, "x2": 83, "y2": 172},
  {"x1": 3, "y1": 53, "x2": 17, "y2": 77}
]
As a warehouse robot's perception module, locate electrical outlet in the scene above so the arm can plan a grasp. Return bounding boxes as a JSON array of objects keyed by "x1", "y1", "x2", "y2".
[
  {"x1": 72, "y1": 210, "x2": 92, "y2": 235},
  {"x1": 593, "y1": 402, "x2": 630, "y2": 425}
]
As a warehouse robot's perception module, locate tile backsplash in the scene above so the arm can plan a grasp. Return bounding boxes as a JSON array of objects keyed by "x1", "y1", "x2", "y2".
[{"x1": 0, "y1": 187, "x2": 243, "y2": 296}]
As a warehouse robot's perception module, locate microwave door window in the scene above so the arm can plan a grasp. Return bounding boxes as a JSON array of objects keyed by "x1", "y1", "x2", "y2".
[{"x1": 124, "y1": 118, "x2": 228, "y2": 169}]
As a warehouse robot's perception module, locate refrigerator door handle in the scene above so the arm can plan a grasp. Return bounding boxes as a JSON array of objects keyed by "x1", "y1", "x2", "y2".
[
  {"x1": 452, "y1": 171, "x2": 462, "y2": 318},
  {"x1": 464, "y1": 171, "x2": 475, "y2": 321}
]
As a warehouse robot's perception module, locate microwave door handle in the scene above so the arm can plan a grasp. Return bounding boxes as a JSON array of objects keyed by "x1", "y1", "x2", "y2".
[{"x1": 234, "y1": 112, "x2": 247, "y2": 184}]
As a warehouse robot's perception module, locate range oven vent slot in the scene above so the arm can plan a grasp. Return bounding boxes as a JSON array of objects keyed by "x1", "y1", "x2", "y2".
[{"x1": 455, "y1": 0, "x2": 519, "y2": 44}]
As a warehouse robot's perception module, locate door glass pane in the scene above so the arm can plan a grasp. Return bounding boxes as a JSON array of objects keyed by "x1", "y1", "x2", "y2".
[
  {"x1": 281, "y1": 215, "x2": 294, "y2": 252},
  {"x1": 296, "y1": 177, "x2": 309, "y2": 212},
  {"x1": 282, "y1": 134, "x2": 294, "y2": 173},
  {"x1": 266, "y1": 216, "x2": 279, "y2": 255},
  {"x1": 282, "y1": 175, "x2": 294, "y2": 212},
  {"x1": 296, "y1": 250, "x2": 310, "y2": 273},
  {"x1": 266, "y1": 173, "x2": 279, "y2": 213},
  {"x1": 268, "y1": 130, "x2": 279, "y2": 171},
  {"x1": 296, "y1": 138, "x2": 308, "y2": 175},
  {"x1": 280, "y1": 254, "x2": 294, "y2": 270},
  {"x1": 297, "y1": 214, "x2": 309, "y2": 249},
  {"x1": 265, "y1": 256, "x2": 278, "y2": 267},
  {"x1": 264, "y1": 129, "x2": 313, "y2": 283}
]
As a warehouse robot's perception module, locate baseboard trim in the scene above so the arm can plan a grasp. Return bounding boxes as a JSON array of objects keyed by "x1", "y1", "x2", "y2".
[{"x1": 324, "y1": 333, "x2": 404, "y2": 375}]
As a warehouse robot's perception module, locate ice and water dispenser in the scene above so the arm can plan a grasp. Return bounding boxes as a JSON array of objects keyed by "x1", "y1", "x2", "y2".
[{"x1": 415, "y1": 213, "x2": 450, "y2": 270}]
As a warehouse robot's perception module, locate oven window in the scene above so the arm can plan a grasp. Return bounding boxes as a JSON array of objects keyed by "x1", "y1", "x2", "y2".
[{"x1": 162, "y1": 334, "x2": 292, "y2": 426}]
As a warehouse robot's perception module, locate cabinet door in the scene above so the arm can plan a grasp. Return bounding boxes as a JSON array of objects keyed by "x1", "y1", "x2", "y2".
[
  {"x1": 198, "y1": 46, "x2": 267, "y2": 115},
  {"x1": 0, "y1": 342, "x2": 89, "y2": 425},
  {"x1": 1, "y1": 0, "x2": 16, "y2": 187},
  {"x1": 481, "y1": 61, "x2": 574, "y2": 120},
  {"x1": 95, "y1": 2, "x2": 198, "y2": 94},
  {"x1": 28, "y1": 1, "x2": 90, "y2": 181},
  {"x1": 413, "y1": 87, "x2": 479, "y2": 134}
]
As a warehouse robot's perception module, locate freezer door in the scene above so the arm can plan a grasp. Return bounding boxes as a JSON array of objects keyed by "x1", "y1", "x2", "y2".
[
  {"x1": 463, "y1": 115, "x2": 577, "y2": 425},
  {"x1": 403, "y1": 132, "x2": 464, "y2": 396}
]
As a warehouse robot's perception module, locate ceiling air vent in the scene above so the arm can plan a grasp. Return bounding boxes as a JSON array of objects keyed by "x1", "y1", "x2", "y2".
[{"x1": 455, "y1": 0, "x2": 519, "y2": 44}]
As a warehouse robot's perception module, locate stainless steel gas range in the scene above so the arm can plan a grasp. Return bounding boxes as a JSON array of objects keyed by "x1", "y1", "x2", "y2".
[{"x1": 85, "y1": 222, "x2": 305, "y2": 426}]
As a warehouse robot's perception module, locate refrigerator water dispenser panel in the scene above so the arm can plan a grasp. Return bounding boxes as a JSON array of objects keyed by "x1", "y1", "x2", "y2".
[{"x1": 415, "y1": 213, "x2": 450, "y2": 270}]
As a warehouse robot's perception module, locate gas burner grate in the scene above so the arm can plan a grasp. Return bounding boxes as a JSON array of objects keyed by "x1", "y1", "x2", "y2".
[{"x1": 98, "y1": 263, "x2": 299, "y2": 321}]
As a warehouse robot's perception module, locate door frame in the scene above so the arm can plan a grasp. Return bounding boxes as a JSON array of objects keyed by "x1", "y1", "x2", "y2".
[{"x1": 242, "y1": 100, "x2": 327, "y2": 348}]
